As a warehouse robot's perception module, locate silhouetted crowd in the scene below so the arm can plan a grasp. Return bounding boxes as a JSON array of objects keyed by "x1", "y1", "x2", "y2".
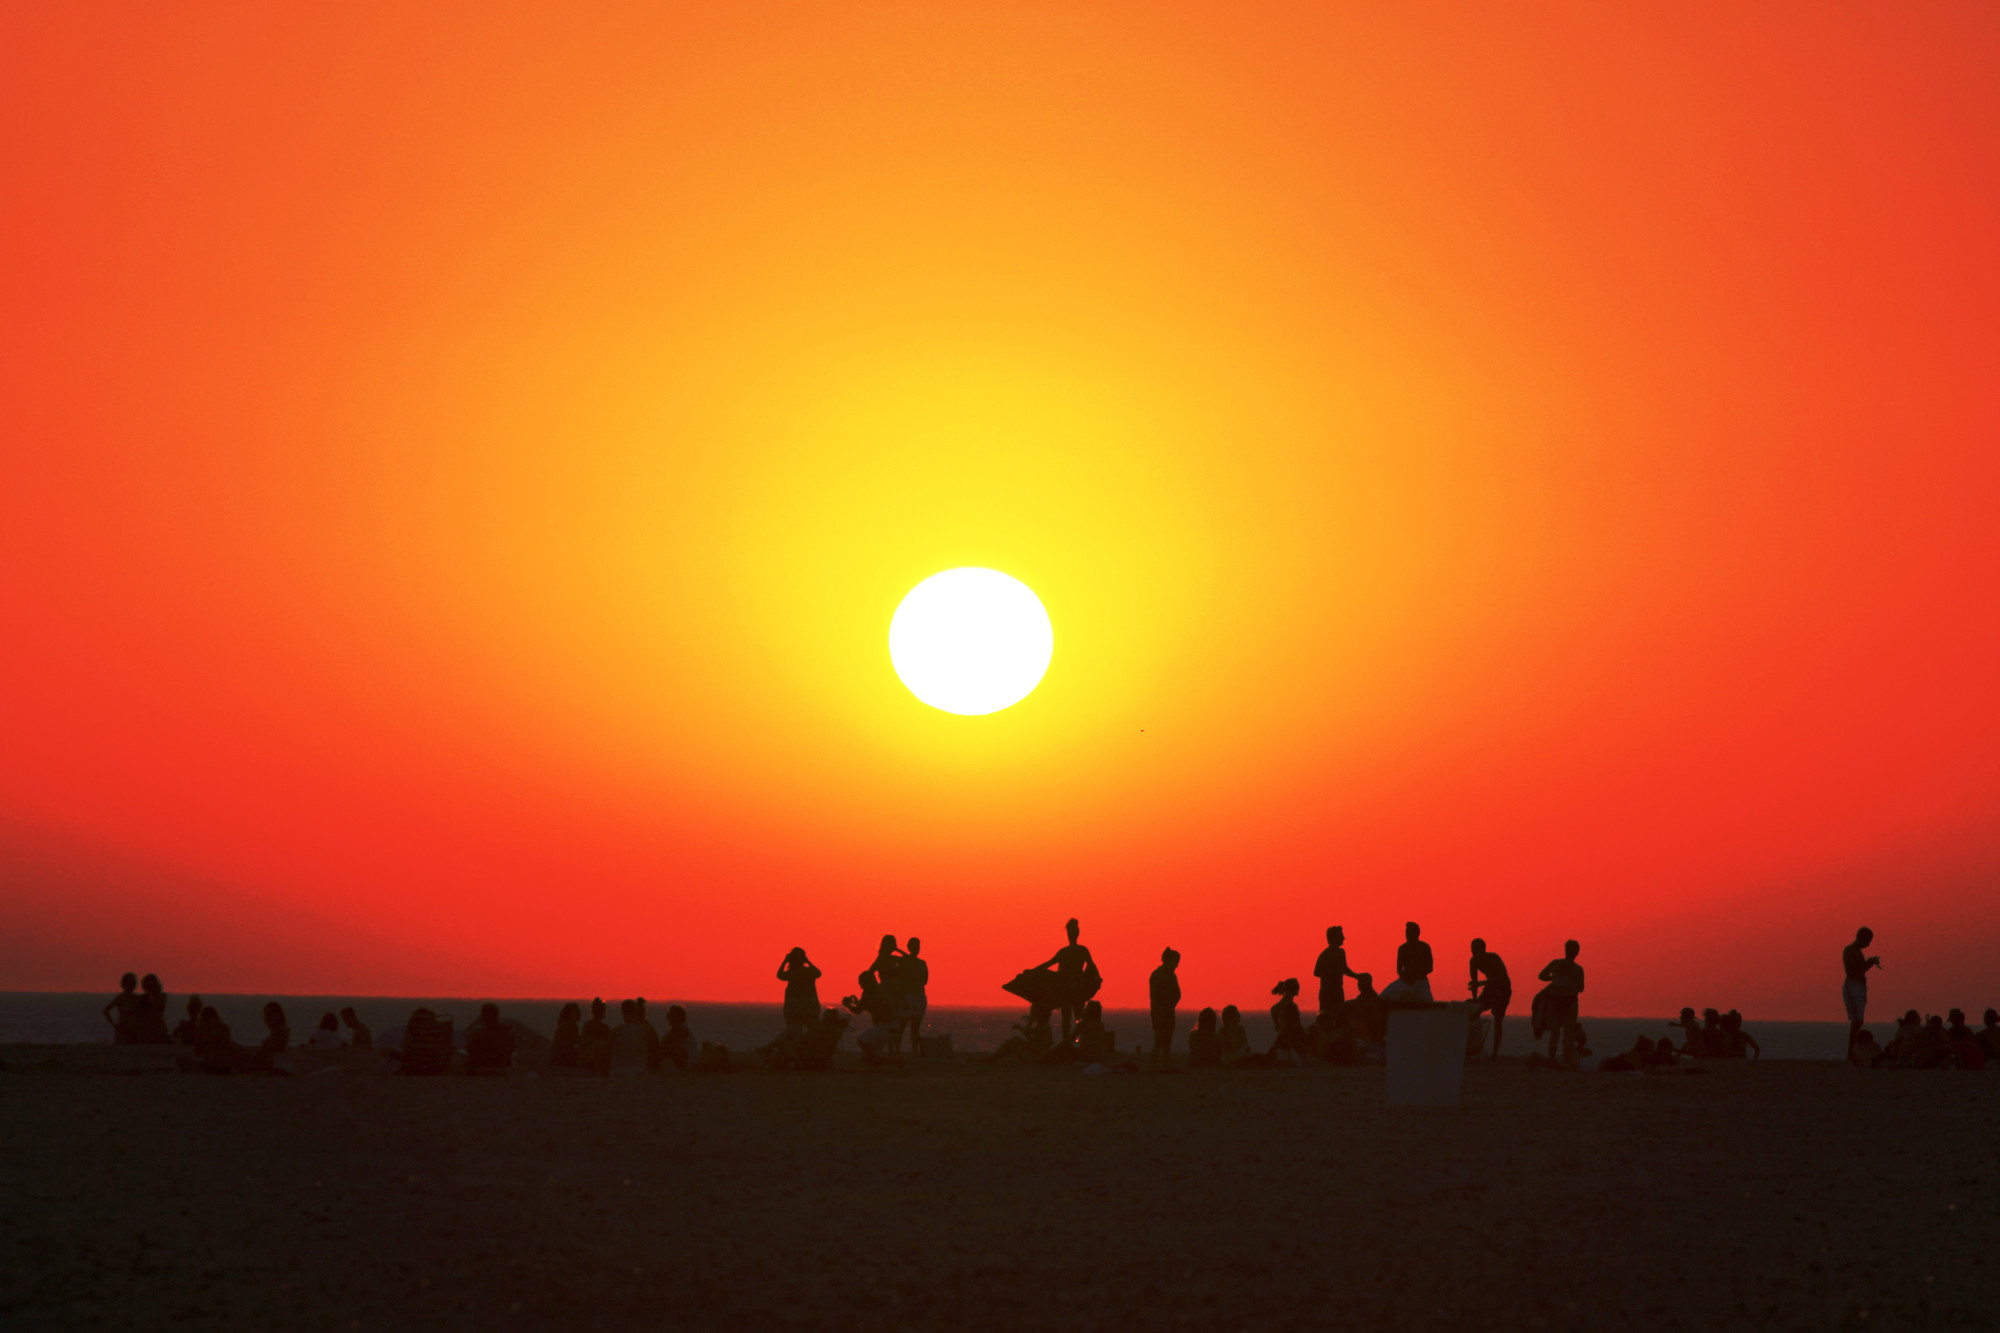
[{"x1": 90, "y1": 921, "x2": 1995, "y2": 1077}]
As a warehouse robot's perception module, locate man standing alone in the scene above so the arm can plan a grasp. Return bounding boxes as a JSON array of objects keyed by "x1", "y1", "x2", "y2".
[
  {"x1": 1468, "y1": 939, "x2": 1511, "y2": 1058},
  {"x1": 1149, "y1": 948, "x2": 1182, "y2": 1071},
  {"x1": 1314, "y1": 926, "x2": 1360, "y2": 1022},
  {"x1": 1843, "y1": 927, "x2": 1881, "y2": 1054}
]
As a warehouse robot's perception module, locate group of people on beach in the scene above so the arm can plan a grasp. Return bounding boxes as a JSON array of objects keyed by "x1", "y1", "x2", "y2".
[{"x1": 97, "y1": 921, "x2": 1995, "y2": 1076}]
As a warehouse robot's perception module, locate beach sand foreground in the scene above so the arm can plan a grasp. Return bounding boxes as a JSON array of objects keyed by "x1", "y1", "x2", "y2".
[{"x1": 3, "y1": 1047, "x2": 1996, "y2": 1331}]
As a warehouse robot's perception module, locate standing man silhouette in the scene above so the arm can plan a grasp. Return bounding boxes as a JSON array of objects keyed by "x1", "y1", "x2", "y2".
[
  {"x1": 1313, "y1": 926, "x2": 1361, "y2": 1023},
  {"x1": 1468, "y1": 938, "x2": 1511, "y2": 1058},
  {"x1": 1843, "y1": 927, "x2": 1881, "y2": 1055},
  {"x1": 1039, "y1": 918, "x2": 1098, "y2": 1043},
  {"x1": 1149, "y1": 948, "x2": 1182, "y2": 1071},
  {"x1": 1536, "y1": 940, "x2": 1585, "y2": 1059},
  {"x1": 1396, "y1": 922, "x2": 1435, "y2": 1001}
]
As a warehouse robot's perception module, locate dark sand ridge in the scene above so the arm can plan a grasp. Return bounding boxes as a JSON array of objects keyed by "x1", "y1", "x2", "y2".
[{"x1": 3, "y1": 1045, "x2": 1998, "y2": 1331}]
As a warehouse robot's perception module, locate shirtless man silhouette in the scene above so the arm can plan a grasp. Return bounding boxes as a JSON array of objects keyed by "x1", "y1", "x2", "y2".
[
  {"x1": 1313, "y1": 927, "x2": 1361, "y2": 1022},
  {"x1": 1395, "y1": 922, "x2": 1434, "y2": 1001},
  {"x1": 1843, "y1": 927, "x2": 1881, "y2": 1054},
  {"x1": 1536, "y1": 940, "x2": 1585, "y2": 1059},
  {"x1": 1468, "y1": 938, "x2": 1511, "y2": 1058}
]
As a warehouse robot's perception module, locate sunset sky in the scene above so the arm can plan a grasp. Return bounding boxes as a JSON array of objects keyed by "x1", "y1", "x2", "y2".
[{"x1": 4, "y1": 5, "x2": 1997, "y2": 1018}]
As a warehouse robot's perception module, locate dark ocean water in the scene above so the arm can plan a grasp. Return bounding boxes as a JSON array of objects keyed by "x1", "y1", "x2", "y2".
[{"x1": 2, "y1": 991, "x2": 1867, "y2": 1059}]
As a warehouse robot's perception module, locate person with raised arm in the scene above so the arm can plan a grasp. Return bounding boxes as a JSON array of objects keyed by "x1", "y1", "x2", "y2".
[
  {"x1": 1842, "y1": 927, "x2": 1881, "y2": 1056},
  {"x1": 1035, "y1": 918, "x2": 1100, "y2": 1043},
  {"x1": 777, "y1": 948, "x2": 823, "y2": 1031}
]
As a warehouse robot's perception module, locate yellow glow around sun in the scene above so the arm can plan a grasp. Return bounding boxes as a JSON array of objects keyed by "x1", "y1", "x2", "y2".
[{"x1": 889, "y1": 568, "x2": 1054, "y2": 715}]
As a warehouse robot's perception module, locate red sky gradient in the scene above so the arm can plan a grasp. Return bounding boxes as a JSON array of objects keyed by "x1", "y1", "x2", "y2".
[{"x1": 4, "y1": 6, "x2": 1997, "y2": 1019}]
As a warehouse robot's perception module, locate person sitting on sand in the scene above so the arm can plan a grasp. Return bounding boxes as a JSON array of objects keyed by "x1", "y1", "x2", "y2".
[
  {"x1": 1395, "y1": 922, "x2": 1435, "y2": 1002},
  {"x1": 901, "y1": 938, "x2": 930, "y2": 1054},
  {"x1": 340, "y1": 1007, "x2": 372, "y2": 1049},
  {"x1": 1670, "y1": 1007, "x2": 1703, "y2": 1055},
  {"x1": 133, "y1": 974, "x2": 172, "y2": 1044},
  {"x1": 253, "y1": 1002, "x2": 292, "y2": 1074},
  {"x1": 1187, "y1": 1007, "x2": 1221, "y2": 1068},
  {"x1": 172, "y1": 994, "x2": 203, "y2": 1046},
  {"x1": 397, "y1": 1007, "x2": 454, "y2": 1076},
  {"x1": 1308, "y1": 1007, "x2": 1361, "y2": 1066},
  {"x1": 1905, "y1": 1015, "x2": 1953, "y2": 1069},
  {"x1": 1267, "y1": 979, "x2": 1311, "y2": 1064},
  {"x1": 1346, "y1": 974, "x2": 1386, "y2": 1046},
  {"x1": 1050, "y1": 1000, "x2": 1114, "y2": 1065},
  {"x1": 192, "y1": 1005, "x2": 238, "y2": 1074},
  {"x1": 1150, "y1": 948, "x2": 1181, "y2": 1071},
  {"x1": 103, "y1": 972, "x2": 143, "y2": 1044},
  {"x1": 985, "y1": 1008, "x2": 1056, "y2": 1064},
  {"x1": 1945, "y1": 1010, "x2": 1985, "y2": 1070},
  {"x1": 777, "y1": 947, "x2": 823, "y2": 1031},
  {"x1": 1700, "y1": 1008, "x2": 1727, "y2": 1055},
  {"x1": 1848, "y1": 1029, "x2": 1881, "y2": 1067},
  {"x1": 465, "y1": 1003, "x2": 516, "y2": 1075},
  {"x1": 1218, "y1": 1005, "x2": 1261, "y2": 1068},
  {"x1": 609, "y1": 999, "x2": 658, "y2": 1076},
  {"x1": 1468, "y1": 940, "x2": 1511, "y2": 1059},
  {"x1": 1981, "y1": 1009, "x2": 2000, "y2": 1063},
  {"x1": 1313, "y1": 926, "x2": 1361, "y2": 1024},
  {"x1": 1533, "y1": 941, "x2": 1585, "y2": 1060},
  {"x1": 766, "y1": 1008, "x2": 850, "y2": 1069},
  {"x1": 308, "y1": 1013, "x2": 343, "y2": 1049},
  {"x1": 579, "y1": 998, "x2": 613, "y2": 1074},
  {"x1": 551, "y1": 1002, "x2": 582, "y2": 1067},
  {"x1": 661, "y1": 1005, "x2": 695, "y2": 1071},
  {"x1": 1722, "y1": 1010, "x2": 1760, "y2": 1059}
]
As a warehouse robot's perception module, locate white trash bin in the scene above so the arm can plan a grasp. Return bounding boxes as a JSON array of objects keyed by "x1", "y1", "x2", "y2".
[{"x1": 1386, "y1": 1004, "x2": 1470, "y2": 1107}]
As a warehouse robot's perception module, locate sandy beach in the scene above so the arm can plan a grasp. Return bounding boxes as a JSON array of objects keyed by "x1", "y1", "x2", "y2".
[{"x1": 3, "y1": 1046, "x2": 1996, "y2": 1332}]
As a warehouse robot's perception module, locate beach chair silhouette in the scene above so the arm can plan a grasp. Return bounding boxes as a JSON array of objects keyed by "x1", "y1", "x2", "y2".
[{"x1": 398, "y1": 1015, "x2": 454, "y2": 1076}]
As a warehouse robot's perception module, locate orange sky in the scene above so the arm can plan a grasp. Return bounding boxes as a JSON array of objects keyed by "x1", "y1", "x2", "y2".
[{"x1": 4, "y1": 5, "x2": 1997, "y2": 1018}]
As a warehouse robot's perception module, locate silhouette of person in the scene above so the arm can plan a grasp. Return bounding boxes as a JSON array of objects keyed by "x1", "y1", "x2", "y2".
[
  {"x1": 172, "y1": 993, "x2": 203, "y2": 1045},
  {"x1": 340, "y1": 1007, "x2": 372, "y2": 1049},
  {"x1": 869, "y1": 935, "x2": 908, "y2": 1053},
  {"x1": 133, "y1": 974, "x2": 171, "y2": 1044},
  {"x1": 610, "y1": 999, "x2": 658, "y2": 1076},
  {"x1": 1037, "y1": 918, "x2": 1100, "y2": 1042},
  {"x1": 1187, "y1": 1007, "x2": 1221, "y2": 1068},
  {"x1": 1534, "y1": 940, "x2": 1585, "y2": 1059},
  {"x1": 255, "y1": 1002, "x2": 291, "y2": 1074},
  {"x1": 103, "y1": 972, "x2": 142, "y2": 1044},
  {"x1": 1267, "y1": 979, "x2": 1311, "y2": 1062},
  {"x1": 1052, "y1": 1000, "x2": 1113, "y2": 1065},
  {"x1": 1395, "y1": 922, "x2": 1434, "y2": 1001},
  {"x1": 1982, "y1": 1009, "x2": 2000, "y2": 1063},
  {"x1": 193, "y1": 1005, "x2": 236, "y2": 1074},
  {"x1": 1672, "y1": 1006, "x2": 1704, "y2": 1055},
  {"x1": 308, "y1": 1012, "x2": 343, "y2": 1049},
  {"x1": 1149, "y1": 948, "x2": 1182, "y2": 1070},
  {"x1": 551, "y1": 1002, "x2": 582, "y2": 1067},
  {"x1": 1313, "y1": 927, "x2": 1361, "y2": 1023},
  {"x1": 1468, "y1": 939, "x2": 1510, "y2": 1058},
  {"x1": 661, "y1": 1004, "x2": 694, "y2": 1071},
  {"x1": 985, "y1": 1009, "x2": 1054, "y2": 1064},
  {"x1": 901, "y1": 938, "x2": 930, "y2": 1053},
  {"x1": 1842, "y1": 927, "x2": 1881, "y2": 1054},
  {"x1": 579, "y1": 997, "x2": 613, "y2": 1075},
  {"x1": 466, "y1": 1003, "x2": 516, "y2": 1075},
  {"x1": 1219, "y1": 1004, "x2": 1255, "y2": 1066},
  {"x1": 777, "y1": 948, "x2": 823, "y2": 1030},
  {"x1": 1347, "y1": 973, "x2": 1386, "y2": 1045}
]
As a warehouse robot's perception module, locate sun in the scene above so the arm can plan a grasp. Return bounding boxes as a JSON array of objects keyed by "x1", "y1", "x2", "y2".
[{"x1": 889, "y1": 568, "x2": 1054, "y2": 715}]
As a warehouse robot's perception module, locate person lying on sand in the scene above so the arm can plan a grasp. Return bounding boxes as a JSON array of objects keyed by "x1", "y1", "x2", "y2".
[
  {"x1": 1595, "y1": 1035, "x2": 1656, "y2": 1072},
  {"x1": 984, "y1": 1008, "x2": 1055, "y2": 1064}
]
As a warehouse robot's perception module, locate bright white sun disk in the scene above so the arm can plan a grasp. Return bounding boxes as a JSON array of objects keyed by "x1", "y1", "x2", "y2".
[{"x1": 889, "y1": 568, "x2": 1053, "y2": 715}]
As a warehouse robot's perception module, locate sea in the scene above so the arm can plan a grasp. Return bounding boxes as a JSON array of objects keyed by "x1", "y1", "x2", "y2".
[{"x1": 0, "y1": 991, "x2": 1868, "y2": 1060}]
